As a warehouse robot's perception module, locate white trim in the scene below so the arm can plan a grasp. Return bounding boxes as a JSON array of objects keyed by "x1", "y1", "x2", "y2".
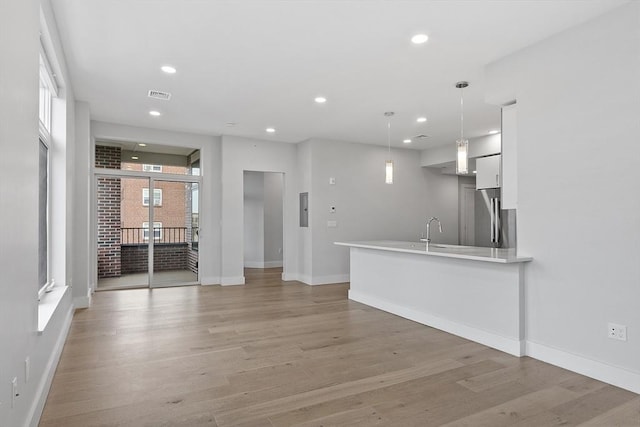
[
  {"x1": 526, "y1": 341, "x2": 640, "y2": 394},
  {"x1": 28, "y1": 302, "x2": 73, "y2": 427},
  {"x1": 307, "y1": 274, "x2": 350, "y2": 286},
  {"x1": 220, "y1": 276, "x2": 245, "y2": 286},
  {"x1": 281, "y1": 272, "x2": 298, "y2": 282},
  {"x1": 244, "y1": 261, "x2": 283, "y2": 269},
  {"x1": 151, "y1": 281, "x2": 199, "y2": 289},
  {"x1": 37, "y1": 286, "x2": 69, "y2": 333},
  {"x1": 349, "y1": 290, "x2": 525, "y2": 357},
  {"x1": 73, "y1": 295, "x2": 91, "y2": 309},
  {"x1": 200, "y1": 276, "x2": 220, "y2": 286}
]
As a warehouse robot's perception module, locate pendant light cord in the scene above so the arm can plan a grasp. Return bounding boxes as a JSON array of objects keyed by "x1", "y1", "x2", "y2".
[
  {"x1": 387, "y1": 120, "x2": 391, "y2": 156},
  {"x1": 460, "y1": 87, "x2": 464, "y2": 141}
]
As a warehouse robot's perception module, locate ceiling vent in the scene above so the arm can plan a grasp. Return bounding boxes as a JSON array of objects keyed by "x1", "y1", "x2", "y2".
[{"x1": 148, "y1": 90, "x2": 171, "y2": 101}]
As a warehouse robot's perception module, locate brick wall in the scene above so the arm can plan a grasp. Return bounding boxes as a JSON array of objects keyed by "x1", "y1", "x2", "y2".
[
  {"x1": 96, "y1": 145, "x2": 122, "y2": 278},
  {"x1": 121, "y1": 243, "x2": 188, "y2": 274}
]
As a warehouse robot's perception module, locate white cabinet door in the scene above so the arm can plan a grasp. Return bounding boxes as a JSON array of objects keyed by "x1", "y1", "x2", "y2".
[{"x1": 476, "y1": 154, "x2": 501, "y2": 189}]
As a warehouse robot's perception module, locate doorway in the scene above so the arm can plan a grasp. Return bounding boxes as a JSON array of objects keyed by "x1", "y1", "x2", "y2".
[
  {"x1": 243, "y1": 171, "x2": 284, "y2": 284},
  {"x1": 94, "y1": 144, "x2": 201, "y2": 290}
]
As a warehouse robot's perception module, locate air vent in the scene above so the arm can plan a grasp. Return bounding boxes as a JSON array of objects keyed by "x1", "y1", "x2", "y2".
[{"x1": 148, "y1": 90, "x2": 171, "y2": 100}]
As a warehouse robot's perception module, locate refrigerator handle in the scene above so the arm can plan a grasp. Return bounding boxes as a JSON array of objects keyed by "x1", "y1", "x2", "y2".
[{"x1": 490, "y1": 197, "x2": 501, "y2": 246}]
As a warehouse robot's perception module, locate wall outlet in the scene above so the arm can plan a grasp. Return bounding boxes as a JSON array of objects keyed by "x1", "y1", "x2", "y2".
[{"x1": 608, "y1": 323, "x2": 627, "y2": 341}]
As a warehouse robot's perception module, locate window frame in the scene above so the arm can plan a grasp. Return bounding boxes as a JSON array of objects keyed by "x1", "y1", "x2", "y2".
[
  {"x1": 142, "y1": 222, "x2": 163, "y2": 241},
  {"x1": 142, "y1": 188, "x2": 163, "y2": 206},
  {"x1": 142, "y1": 164, "x2": 162, "y2": 173},
  {"x1": 37, "y1": 50, "x2": 57, "y2": 300}
]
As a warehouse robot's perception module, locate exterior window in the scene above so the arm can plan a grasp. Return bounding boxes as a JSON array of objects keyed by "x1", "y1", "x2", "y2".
[
  {"x1": 191, "y1": 159, "x2": 199, "y2": 251},
  {"x1": 142, "y1": 222, "x2": 162, "y2": 241},
  {"x1": 38, "y1": 139, "x2": 50, "y2": 295},
  {"x1": 142, "y1": 188, "x2": 162, "y2": 206},
  {"x1": 39, "y1": 56, "x2": 53, "y2": 133},
  {"x1": 38, "y1": 51, "x2": 56, "y2": 297},
  {"x1": 142, "y1": 164, "x2": 162, "y2": 172}
]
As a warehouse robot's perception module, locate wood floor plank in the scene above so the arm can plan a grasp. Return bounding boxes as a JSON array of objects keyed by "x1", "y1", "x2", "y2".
[{"x1": 39, "y1": 268, "x2": 639, "y2": 426}]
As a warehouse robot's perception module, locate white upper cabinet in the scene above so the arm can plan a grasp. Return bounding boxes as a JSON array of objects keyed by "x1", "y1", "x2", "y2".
[
  {"x1": 501, "y1": 104, "x2": 517, "y2": 208},
  {"x1": 476, "y1": 154, "x2": 501, "y2": 189}
]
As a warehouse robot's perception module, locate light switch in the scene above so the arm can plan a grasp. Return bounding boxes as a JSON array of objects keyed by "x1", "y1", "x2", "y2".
[{"x1": 327, "y1": 220, "x2": 337, "y2": 228}]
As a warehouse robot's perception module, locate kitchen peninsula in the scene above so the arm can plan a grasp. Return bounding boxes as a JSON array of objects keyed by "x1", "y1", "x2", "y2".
[{"x1": 335, "y1": 241, "x2": 532, "y2": 356}]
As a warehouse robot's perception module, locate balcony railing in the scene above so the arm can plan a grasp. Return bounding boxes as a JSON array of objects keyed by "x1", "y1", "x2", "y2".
[{"x1": 121, "y1": 227, "x2": 198, "y2": 245}]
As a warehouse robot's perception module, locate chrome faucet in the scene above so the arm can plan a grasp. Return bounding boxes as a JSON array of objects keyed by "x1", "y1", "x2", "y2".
[{"x1": 426, "y1": 217, "x2": 442, "y2": 244}]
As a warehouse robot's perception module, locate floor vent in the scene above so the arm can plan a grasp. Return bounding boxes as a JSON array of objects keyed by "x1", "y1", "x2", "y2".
[{"x1": 148, "y1": 90, "x2": 171, "y2": 100}]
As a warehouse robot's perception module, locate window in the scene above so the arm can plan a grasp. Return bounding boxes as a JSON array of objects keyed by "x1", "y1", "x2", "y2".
[
  {"x1": 142, "y1": 188, "x2": 162, "y2": 206},
  {"x1": 39, "y1": 56, "x2": 54, "y2": 133},
  {"x1": 190, "y1": 159, "x2": 199, "y2": 251},
  {"x1": 143, "y1": 164, "x2": 162, "y2": 172},
  {"x1": 38, "y1": 51, "x2": 57, "y2": 298},
  {"x1": 38, "y1": 139, "x2": 50, "y2": 296},
  {"x1": 142, "y1": 222, "x2": 162, "y2": 241}
]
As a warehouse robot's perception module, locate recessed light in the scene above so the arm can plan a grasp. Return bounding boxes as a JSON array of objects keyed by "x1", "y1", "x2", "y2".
[
  {"x1": 138, "y1": 143, "x2": 147, "y2": 147},
  {"x1": 403, "y1": 139, "x2": 412, "y2": 144},
  {"x1": 161, "y1": 65, "x2": 176, "y2": 74},
  {"x1": 314, "y1": 96, "x2": 327, "y2": 104},
  {"x1": 131, "y1": 156, "x2": 139, "y2": 160},
  {"x1": 417, "y1": 117, "x2": 427, "y2": 123},
  {"x1": 149, "y1": 110, "x2": 161, "y2": 116},
  {"x1": 266, "y1": 127, "x2": 276, "y2": 133},
  {"x1": 488, "y1": 130, "x2": 500, "y2": 135},
  {"x1": 411, "y1": 34, "x2": 429, "y2": 44}
]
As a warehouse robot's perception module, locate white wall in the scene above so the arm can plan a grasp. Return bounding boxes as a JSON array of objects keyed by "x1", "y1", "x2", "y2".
[
  {"x1": 485, "y1": 2, "x2": 640, "y2": 392},
  {"x1": 220, "y1": 135, "x2": 298, "y2": 284},
  {"x1": 72, "y1": 101, "x2": 91, "y2": 306},
  {"x1": 263, "y1": 172, "x2": 283, "y2": 265},
  {"x1": 90, "y1": 121, "x2": 222, "y2": 285},
  {"x1": 0, "y1": 1, "x2": 77, "y2": 425},
  {"x1": 304, "y1": 138, "x2": 459, "y2": 284},
  {"x1": 243, "y1": 171, "x2": 265, "y2": 267},
  {"x1": 243, "y1": 171, "x2": 284, "y2": 268},
  {"x1": 296, "y1": 140, "x2": 313, "y2": 282}
]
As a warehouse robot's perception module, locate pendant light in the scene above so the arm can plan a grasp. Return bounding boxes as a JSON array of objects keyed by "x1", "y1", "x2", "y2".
[
  {"x1": 455, "y1": 81, "x2": 469, "y2": 175},
  {"x1": 384, "y1": 111, "x2": 394, "y2": 184}
]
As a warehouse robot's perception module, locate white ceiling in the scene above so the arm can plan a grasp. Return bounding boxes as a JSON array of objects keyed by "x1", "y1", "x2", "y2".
[{"x1": 51, "y1": 0, "x2": 627, "y2": 150}]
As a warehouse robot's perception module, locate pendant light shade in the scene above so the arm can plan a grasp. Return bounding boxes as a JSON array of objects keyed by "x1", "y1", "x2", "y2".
[
  {"x1": 384, "y1": 111, "x2": 394, "y2": 184},
  {"x1": 385, "y1": 160, "x2": 394, "y2": 184},
  {"x1": 455, "y1": 81, "x2": 469, "y2": 175}
]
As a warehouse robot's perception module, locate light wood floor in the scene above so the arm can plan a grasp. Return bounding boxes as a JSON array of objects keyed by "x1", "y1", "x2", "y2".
[{"x1": 40, "y1": 268, "x2": 640, "y2": 426}]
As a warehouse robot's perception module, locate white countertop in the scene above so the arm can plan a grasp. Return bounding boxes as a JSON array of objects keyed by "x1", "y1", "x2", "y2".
[{"x1": 334, "y1": 240, "x2": 532, "y2": 264}]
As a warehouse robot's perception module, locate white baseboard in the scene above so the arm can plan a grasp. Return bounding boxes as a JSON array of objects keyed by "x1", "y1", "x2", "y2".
[
  {"x1": 28, "y1": 304, "x2": 73, "y2": 427},
  {"x1": 349, "y1": 290, "x2": 524, "y2": 357},
  {"x1": 282, "y1": 272, "x2": 298, "y2": 282},
  {"x1": 73, "y1": 295, "x2": 91, "y2": 309},
  {"x1": 309, "y1": 274, "x2": 350, "y2": 286},
  {"x1": 264, "y1": 261, "x2": 283, "y2": 268},
  {"x1": 526, "y1": 341, "x2": 640, "y2": 394},
  {"x1": 201, "y1": 276, "x2": 221, "y2": 286},
  {"x1": 244, "y1": 261, "x2": 283, "y2": 269},
  {"x1": 280, "y1": 273, "x2": 350, "y2": 286},
  {"x1": 220, "y1": 276, "x2": 245, "y2": 286}
]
